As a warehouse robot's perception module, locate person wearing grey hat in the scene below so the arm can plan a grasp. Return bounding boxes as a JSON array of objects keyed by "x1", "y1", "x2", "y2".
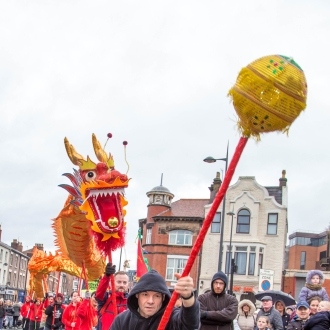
[
  {"x1": 261, "y1": 296, "x2": 273, "y2": 301},
  {"x1": 257, "y1": 295, "x2": 283, "y2": 330}
]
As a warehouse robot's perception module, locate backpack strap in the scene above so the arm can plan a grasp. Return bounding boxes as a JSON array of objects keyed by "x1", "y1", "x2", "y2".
[{"x1": 99, "y1": 294, "x2": 113, "y2": 316}]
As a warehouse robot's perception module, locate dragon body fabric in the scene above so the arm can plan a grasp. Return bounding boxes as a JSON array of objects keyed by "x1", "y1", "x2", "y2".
[{"x1": 28, "y1": 134, "x2": 129, "y2": 297}]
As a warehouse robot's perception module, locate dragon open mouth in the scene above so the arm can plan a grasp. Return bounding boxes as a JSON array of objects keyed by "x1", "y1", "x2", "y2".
[{"x1": 86, "y1": 188, "x2": 125, "y2": 234}]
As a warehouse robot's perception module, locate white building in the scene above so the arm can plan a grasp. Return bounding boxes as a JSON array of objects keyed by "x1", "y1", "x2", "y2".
[
  {"x1": 199, "y1": 171, "x2": 288, "y2": 298},
  {"x1": 0, "y1": 242, "x2": 11, "y2": 299}
]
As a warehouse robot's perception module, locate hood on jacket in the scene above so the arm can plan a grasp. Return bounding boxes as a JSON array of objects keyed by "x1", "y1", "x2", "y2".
[
  {"x1": 238, "y1": 299, "x2": 256, "y2": 316},
  {"x1": 211, "y1": 271, "x2": 228, "y2": 294},
  {"x1": 306, "y1": 270, "x2": 324, "y2": 285},
  {"x1": 127, "y1": 270, "x2": 171, "y2": 315}
]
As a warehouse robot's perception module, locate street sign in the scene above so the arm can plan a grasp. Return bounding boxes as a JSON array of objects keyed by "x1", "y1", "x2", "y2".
[{"x1": 258, "y1": 269, "x2": 274, "y2": 291}]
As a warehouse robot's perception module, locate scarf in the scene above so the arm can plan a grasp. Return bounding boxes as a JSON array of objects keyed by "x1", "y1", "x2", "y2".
[{"x1": 305, "y1": 283, "x2": 322, "y2": 290}]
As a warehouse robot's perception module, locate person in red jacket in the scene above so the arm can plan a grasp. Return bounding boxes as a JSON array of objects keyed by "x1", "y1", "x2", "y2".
[
  {"x1": 21, "y1": 296, "x2": 33, "y2": 330},
  {"x1": 62, "y1": 291, "x2": 81, "y2": 330},
  {"x1": 77, "y1": 291, "x2": 98, "y2": 330},
  {"x1": 95, "y1": 263, "x2": 129, "y2": 330},
  {"x1": 29, "y1": 298, "x2": 43, "y2": 330}
]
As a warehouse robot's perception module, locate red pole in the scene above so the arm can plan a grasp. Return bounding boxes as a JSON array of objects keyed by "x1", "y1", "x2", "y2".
[
  {"x1": 108, "y1": 252, "x2": 118, "y2": 317},
  {"x1": 53, "y1": 271, "x2": 61, "y2": 326},
  {"x1": 78, "y1": 267, "x2": 84, "y2": 296},
  {"x1": 82, "y1": 262, "x2": 89, "y2": 291},
  {"x1": 157, "y1": 137, "x2": 248, "y2": 330}
]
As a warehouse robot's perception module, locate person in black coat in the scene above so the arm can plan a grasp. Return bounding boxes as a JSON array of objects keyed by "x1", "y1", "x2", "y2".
[
  {"x1": 287, "y1": 301, "x2": 310, "y2": 330},
  {"x1": 304, "y1": 301, "x2": 330, "y2": 330},
  {"x1": 110, "y1": 269, "x2": 199, "y2": 330},
  {"x1": 44, "y1": 295, "x2": 64, "y2": 330},
  {"x1": 275, "y1": 300, "x2": 291, "y2": 330}
]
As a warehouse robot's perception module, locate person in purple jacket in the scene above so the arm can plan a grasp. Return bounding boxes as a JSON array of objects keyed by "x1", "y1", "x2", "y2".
[{"x1": 299, "y1": 270, "x2": 329, "y2": 302}]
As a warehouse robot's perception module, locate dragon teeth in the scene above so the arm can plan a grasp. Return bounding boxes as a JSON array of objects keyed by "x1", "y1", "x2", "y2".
[{"x1": 88, "y1": 188, "x2": 125, "y2": 198}]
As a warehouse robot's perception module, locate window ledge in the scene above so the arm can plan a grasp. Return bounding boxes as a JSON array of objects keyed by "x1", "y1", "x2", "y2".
[{"x1": 265, "y1": 234, "x2": 278, "y2": 237}]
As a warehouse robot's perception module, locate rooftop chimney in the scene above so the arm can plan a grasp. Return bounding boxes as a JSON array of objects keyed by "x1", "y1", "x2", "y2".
[
  {"x1": 11, "y1": 239, "x2": 19, "y2": 250},
  {"x1": 209, "y1": 172, "x2": 222, "y2": 203},
  {"x1": 17, "y1": 242, "x2": 23, "y2": 252},
  {"x1": 35, "y1": 243, "x2": 44, "y2": 251},
  {"x1": 279, "y1": 170, "x2": 287, "y2": 187}
]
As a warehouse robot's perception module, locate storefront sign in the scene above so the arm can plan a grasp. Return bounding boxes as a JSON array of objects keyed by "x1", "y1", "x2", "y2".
[
  {"x1": 6, "y1": 289, "x2": 15, "y2": 295},
  {"x1": 233, "y1": 286, "x2": 254, "y2": 292}
]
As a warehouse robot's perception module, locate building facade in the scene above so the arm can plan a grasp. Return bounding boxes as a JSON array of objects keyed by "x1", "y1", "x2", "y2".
[
  {"x1": 199, "y1": 171, "x2": 288, "y2": 298},
  {"x1": 283, "y1": 230, "x2": 330, "y2": 300},
  {"x1": 139, "y1": 184, "x2": 208, "y2": 290},
  {"x1": 0, "y1": 239, "x2": 30, "y2": 302}
]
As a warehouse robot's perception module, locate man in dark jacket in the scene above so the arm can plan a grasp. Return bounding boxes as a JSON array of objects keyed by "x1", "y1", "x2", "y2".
[
  {"x1": 198, "y1": 271, "x2": 238, "y2": 330},
  {"x1": 44, "y1": 294, "x2": 65, "y2": 330},
  {"x1": 95, "y1": 263, "x2": 128, "y2": 330},
  {"x1": 287, "y1": 301, "x2": 310, "y2": 330},
  {"x1": 257, "y1": 296, "x2": 283, "y2": 330},
  {"x1": 110, "y1": 269, "x2": 199, "y2": 330}
]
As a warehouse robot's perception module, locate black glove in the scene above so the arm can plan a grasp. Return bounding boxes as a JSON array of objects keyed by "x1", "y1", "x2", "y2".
[
  {"x1": 85, "y1": 291, "x2": 91, "y2": 299},
  {"x1": 105, "y1": 262, "x2": 116, "y2": 276},
  {"x1": 201, "y1": 311, "x2": 208, "y2": 319},
  {"x1": 51, "y1": 325, "x2": 56, "y2": 329}
]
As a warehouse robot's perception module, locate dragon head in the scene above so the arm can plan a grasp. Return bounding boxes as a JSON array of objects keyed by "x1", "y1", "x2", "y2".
[{"x1": 61, "y1": 134, "x2": 129, "y2": 249}]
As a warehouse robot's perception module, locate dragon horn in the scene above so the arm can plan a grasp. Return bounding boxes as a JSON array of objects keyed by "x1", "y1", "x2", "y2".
[
  {"x1": 92, "y1": 133, "x2": 108, "y2": 163},
  {"x1": 64, "y1": 137, "x2": 86, "y2": 166}
]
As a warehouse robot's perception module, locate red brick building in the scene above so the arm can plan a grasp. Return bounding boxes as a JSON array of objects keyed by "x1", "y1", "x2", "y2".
[
  {"x1": 283, "y1": 231, "x2": 330, "y2": 300},
  {"x1": 139, "y1": 184, "x2": 208, "y2": 289}
]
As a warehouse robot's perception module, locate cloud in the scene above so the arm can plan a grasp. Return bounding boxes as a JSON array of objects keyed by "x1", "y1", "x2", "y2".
[{"x1": 0, "y1": 0, "x2": 329, "y2": 269}]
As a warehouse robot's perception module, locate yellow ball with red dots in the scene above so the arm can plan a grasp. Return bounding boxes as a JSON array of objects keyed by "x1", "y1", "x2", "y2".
[{"x1": 228, "y1": 55, "x2": 307, "y2": 139}]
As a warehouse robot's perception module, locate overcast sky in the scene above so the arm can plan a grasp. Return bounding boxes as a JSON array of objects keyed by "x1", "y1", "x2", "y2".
[{"x1": 1, "y1": 1, "x2": 329, "y2": 269}]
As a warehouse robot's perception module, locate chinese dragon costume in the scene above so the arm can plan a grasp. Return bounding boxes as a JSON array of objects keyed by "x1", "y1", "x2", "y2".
[{"x1": 28, "y1": 134, "x2": 129, "y2": 298}]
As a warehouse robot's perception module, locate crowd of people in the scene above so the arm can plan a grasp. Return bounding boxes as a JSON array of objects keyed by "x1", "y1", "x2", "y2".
[
  {"x1": 234, "y1": 269, "x2": 330, "y2": 330},
  {"x1": 0, "y1": 267, "x2": 329, "y2": 330}
]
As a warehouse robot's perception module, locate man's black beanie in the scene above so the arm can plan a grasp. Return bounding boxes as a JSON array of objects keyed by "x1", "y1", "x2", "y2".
[{"x1": 211, "y1": 271, "x2": 228, "y2": 289}]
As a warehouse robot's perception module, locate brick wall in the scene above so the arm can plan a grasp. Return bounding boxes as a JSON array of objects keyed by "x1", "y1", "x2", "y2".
[
  {"x1": 288, "y1": 244, "x2": 327, "y2": 269},
  {"x1": 142, "y1": 221, "x2": 201, "y2": 287}
]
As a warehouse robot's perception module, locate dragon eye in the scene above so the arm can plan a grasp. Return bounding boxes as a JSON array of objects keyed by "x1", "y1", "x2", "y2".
[{"x1": 85, "y1": 171, "x2": 96, "y2": 181}]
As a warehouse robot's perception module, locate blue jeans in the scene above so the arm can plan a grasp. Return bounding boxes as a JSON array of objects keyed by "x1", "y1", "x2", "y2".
[
  {"x1": 0, "y1": 317, "x2": 3, "y2": 330},
  {"x1": 7, "y1": 316, "x2": 13, "y2": 328}
]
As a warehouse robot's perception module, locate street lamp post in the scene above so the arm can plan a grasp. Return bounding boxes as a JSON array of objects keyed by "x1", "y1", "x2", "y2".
[
  {"x1": 203, "y1": 143, "x2": 229, "y2": 272},
  {"x1": 227, "y1": 211, "x2": 235, "y2": 295}
]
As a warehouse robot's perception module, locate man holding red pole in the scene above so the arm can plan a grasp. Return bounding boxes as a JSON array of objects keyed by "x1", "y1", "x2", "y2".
[
  {"x1": 44, "y1": 294, "x2": 65, "y2": 330},
  {"x1": 95, "y1": 263, "x2": 129, "y2": 330}
]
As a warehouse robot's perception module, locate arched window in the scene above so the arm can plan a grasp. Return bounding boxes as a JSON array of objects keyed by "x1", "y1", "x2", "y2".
[
  {"x1": 236, "y1": 209, "x2": 250, "y2": 234},
  {"x1": 168, "y1": 230, "x2": 192, "y2": 245}
]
